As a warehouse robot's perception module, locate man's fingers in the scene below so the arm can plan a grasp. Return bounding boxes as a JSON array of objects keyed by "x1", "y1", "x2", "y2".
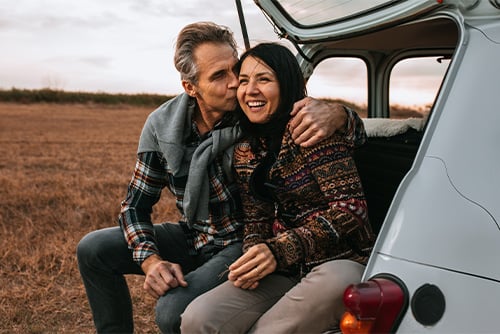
[
  {"x1": 143, "y1": 261, "x2": 187, "y2": 299},
  {"x1": 143, "y1": 281, "x2": 160, "y2": 299},
  {"x1": 290, "y1": 121, "x2": 309, "y2": 142},
  {"x1": 161, "y1": 272, "x2": 179, "y2": 288},
  {"x1": 289, "y1": 109, "x2": 303, "y2": 131},
  {"x1": 169, "y1": 265, "x2": 188, "y2": 287},
  {"x1": 289, "y1": 107, "x2": 307, "y2": 134},
  {"x1": 290, "y1": 96, "x2": 349, "y2": 147},
  {"x1": 143, "y1": 275, "x2": 168, "y2": 298},
  {"x1": 157, "y1": 263, "x2": 189, "y2": 288},
  {"x1": 290, "y1": 96, "x2": 311, "y2": 117},
  {"x1": 293, "y1": 126, "x2": 328, "y2": 147}
]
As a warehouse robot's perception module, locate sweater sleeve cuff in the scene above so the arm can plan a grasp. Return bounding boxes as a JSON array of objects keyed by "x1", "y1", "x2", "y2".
[{"x1": 265, "y1": 231, "x2": 303, "y2": 271}]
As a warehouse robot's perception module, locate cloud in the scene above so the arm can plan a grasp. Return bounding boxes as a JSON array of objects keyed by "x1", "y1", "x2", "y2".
[
  {"x1": 0, "y1": 17, "x2": 13, "y2": 29},
  {"x1": 0, "y1": 0, "x2": 443, "y2": 106},
  {"x1": 79, "y1": 56, "x2": 114, "y2": 68},
  {"x1": 0, "y1": 2, "x2": 120, "y2": 32}
]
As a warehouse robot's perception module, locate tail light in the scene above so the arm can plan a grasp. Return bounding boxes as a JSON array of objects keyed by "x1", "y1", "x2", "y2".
[{"x1": 340, "y1": 275, "x2": 409, "y2": 334}]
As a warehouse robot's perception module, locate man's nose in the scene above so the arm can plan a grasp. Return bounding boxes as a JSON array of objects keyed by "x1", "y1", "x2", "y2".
[{"x1": 228, "y1": 71, "x2": 239, "y2": 88}]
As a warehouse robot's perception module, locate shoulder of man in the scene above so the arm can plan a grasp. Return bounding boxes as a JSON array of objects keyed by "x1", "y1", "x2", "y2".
[
  {"x1": 149, "y1": 93, "x2": 192, "y2": 120},
  {"x1": 137, "y1": 93, "x2": 194, "y2": 153}
]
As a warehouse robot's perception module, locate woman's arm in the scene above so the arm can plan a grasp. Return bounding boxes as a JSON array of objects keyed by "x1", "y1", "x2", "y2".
[{"x1": 265, "y1": 135, "x2": 372, "y2": 271}]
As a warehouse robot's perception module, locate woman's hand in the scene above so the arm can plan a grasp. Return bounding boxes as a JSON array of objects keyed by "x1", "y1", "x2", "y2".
[{"x1": 228, "y1": 243, "x2": 277, "y2": 290}]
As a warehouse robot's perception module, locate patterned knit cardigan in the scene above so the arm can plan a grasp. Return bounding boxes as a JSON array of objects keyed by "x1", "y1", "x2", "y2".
[{"x1": 233, "y1": 124, "x2": 375, "y2": 276}]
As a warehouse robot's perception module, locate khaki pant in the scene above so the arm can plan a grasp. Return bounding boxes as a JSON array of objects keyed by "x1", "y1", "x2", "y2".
[{"x1": 180, "y1": 259, "x2": 365, "y2": 334}]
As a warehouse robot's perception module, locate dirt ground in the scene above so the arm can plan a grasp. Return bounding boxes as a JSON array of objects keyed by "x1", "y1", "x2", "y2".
[{"x1": 0, "y1": 102, "x2": 179, "y2": 333}]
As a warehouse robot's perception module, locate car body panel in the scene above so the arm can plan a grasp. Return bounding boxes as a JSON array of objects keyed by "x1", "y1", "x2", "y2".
[
  {"x1": 250, "y1": 0, "x2": 500, "y2": 332},
  {"x1": 369, "y1": 254, "x2": 500, "y2": 333},
  {"x1": 367, "y1": 16, "x2": 500, "y2": 278},
  {"x1": 370, "y1": 156, "x2": 500, "y2": 279},
  {"x1": 423, "y1": 23, "x2": 500, "y2": 225}
]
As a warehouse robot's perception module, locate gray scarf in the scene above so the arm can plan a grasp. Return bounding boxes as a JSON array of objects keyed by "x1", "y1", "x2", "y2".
[{"x1": 137, "y1": 93, "x2": 241, "y2": 224}]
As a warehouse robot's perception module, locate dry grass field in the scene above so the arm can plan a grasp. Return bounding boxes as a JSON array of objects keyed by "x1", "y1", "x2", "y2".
[
  {"x1": 0, "y1": 102, "x2": 180, "y2": 333},
  {"x1": 0, "y1": 99, "x2": 424, "y2": 333}
]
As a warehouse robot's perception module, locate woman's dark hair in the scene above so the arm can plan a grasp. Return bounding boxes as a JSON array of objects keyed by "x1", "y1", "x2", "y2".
[{"x1": 234, "y1": 42, "x2": 307, "y2": 153}]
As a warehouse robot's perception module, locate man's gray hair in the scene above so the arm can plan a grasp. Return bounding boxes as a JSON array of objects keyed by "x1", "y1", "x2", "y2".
[{"x1": 174, "y1": 21, "x2": 238, "y2": 84}]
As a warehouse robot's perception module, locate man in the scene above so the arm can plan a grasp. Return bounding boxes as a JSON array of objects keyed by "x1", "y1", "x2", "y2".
[{"x1": 77, "y1": 21, "x2": 363, "y2": 334}]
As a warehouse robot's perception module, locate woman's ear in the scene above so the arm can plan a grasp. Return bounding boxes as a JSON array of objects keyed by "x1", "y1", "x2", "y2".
[{"x1": 182, "y1": 80, "x2": 197, "y2": 97}]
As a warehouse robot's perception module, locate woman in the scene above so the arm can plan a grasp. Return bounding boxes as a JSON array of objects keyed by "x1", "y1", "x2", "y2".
[{"x1": 181, "y1": 43, "x2": 375, "y2": 333}]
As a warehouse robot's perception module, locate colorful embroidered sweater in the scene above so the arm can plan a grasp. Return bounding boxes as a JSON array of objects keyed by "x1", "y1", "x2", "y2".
[{"x1": 233, "y1": 124, "x2": 375, "y2": 275}]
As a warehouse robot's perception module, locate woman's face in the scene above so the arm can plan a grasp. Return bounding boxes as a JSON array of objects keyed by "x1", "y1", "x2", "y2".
[{"x1": 237, "y1": 56, "x2": 280, "y2": 124}]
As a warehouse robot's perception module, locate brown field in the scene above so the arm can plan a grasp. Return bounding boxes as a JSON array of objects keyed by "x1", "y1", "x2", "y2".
[
  {"x1": 0, "y1": 102, "x2": 180, "y2": 333},
  {"x1": 0, "y1": 100, "x2": 425, "y2": 333}
]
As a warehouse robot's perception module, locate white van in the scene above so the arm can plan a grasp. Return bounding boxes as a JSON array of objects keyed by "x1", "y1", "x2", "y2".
[{"x1": 238, "y1": 0, "x2": 500, "y2": 332}]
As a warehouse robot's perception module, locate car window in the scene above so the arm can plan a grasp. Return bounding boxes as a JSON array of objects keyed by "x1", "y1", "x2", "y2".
[
  {"x1": 276, "y1": 0, "x2": 396, "y2": 26},
  {"x1": 307, "y1": 55, "x2": 450, "y2": 120},
  {"x1": 306, "y1": 57, "x2": 368, "y2": 118},
  {"x1": 389, "y1": 56, "x2": 451, "y2": 119}
]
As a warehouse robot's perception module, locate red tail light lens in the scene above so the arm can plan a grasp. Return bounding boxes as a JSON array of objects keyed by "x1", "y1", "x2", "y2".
[{"x1": 340, "y1": 276, "x2": 408, "y2": 334}]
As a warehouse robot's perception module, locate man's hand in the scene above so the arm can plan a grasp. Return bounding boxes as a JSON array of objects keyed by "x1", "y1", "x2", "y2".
[
  {"x1": 289, "y1": 97, "x2": 348, "y2": 147},
  {"x1": 228, "y1": 244, "x2": 276, "y2": 290},
  {"x1": 141, "y1": 254, "x2": 188, "y2": 299}
]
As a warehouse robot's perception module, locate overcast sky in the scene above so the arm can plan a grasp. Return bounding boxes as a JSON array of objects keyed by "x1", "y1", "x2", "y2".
[{"x1": 0, "y1": 0, "x2": 446, "y2": 106}]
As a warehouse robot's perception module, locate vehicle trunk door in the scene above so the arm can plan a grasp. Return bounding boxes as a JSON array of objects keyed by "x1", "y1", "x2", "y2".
[{"x1": 254, "y1": 0, "x2": 443, "y2": 44}]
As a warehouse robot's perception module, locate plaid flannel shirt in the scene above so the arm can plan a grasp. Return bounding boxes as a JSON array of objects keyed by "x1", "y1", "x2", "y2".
[
  {"x1": 118, "y1": 121, "x2": 244, "y2": 265},
  {"x1": 118, "y1": 107, "x2": 364, "y2": 265}
]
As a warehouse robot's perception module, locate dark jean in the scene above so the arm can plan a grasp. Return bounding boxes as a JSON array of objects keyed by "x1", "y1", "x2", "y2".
[{"x1": 76, "y1": 223, "x2": 242, "y2": 334}]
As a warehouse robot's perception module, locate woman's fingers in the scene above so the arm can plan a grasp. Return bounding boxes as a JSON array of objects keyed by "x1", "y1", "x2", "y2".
[{"x1": 229, "y1": 243, "x2": 277, "y2": 288}]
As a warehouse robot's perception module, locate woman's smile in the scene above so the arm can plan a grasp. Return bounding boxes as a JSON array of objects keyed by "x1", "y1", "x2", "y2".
[
  {"x1": 246, "y1": 100, "x2": 267, "y2": 112},
  {"x1": 237, "y1": 56, "x2": 280, "y2": 124}
]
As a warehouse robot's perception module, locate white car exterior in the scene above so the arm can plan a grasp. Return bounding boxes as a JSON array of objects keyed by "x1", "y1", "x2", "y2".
[{"x1": 245, "y1": 0, "x2": 500, "y2": 332}]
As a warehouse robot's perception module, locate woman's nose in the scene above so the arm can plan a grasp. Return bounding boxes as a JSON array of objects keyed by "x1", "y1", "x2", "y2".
[{"x1": 246, "y1": 79, "x2": 259, "y2": 94}]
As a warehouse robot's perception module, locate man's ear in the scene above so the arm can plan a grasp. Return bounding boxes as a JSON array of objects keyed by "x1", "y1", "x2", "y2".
[{"x1": 182, "y1": 80, "x2": 197, "y2": 97}]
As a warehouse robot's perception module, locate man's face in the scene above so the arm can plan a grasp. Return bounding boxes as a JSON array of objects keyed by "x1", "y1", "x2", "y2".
[{"x1": 188, "y1": 42, "x2": 239, "y2": 117}]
